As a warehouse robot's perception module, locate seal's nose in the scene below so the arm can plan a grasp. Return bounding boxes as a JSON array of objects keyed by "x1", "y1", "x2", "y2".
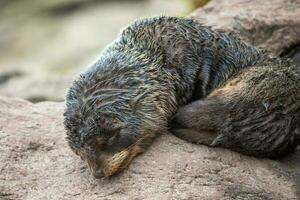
[{"x1": 92, "y1": 169, "x2": 104, "y2": 179}]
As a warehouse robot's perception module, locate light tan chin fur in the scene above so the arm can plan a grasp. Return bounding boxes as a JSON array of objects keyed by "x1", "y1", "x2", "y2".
[{"x1": 103, "y1": 144, "x2": 143, "y2": 177}]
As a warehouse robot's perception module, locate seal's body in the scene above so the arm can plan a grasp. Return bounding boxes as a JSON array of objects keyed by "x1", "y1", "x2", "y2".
[{"x1": 64, "y1": 16, "x2": 299, "y2": 177}]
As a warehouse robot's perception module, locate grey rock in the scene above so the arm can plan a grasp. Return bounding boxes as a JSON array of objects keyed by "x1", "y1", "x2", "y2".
[{"x1": 191, "y1": 0, "x2": 300, "y2": 57}]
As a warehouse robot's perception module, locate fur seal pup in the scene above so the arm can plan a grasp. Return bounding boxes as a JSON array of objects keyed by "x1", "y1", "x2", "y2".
[{"x1": 64, "y1": 16, "x2": 292, "y2": 177}]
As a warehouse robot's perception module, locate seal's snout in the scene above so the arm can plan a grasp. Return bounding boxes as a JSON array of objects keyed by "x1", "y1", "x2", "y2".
[{"x1": 92, "y1": 169, "x2": 104, "y2": 179}]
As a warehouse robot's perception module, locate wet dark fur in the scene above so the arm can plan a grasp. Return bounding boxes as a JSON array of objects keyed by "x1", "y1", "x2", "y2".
[{"x1": 64, "y1": 16, "x2": 292, "y2": 177}]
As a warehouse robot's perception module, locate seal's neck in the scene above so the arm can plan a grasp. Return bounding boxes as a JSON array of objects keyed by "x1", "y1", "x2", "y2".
[{"x1": 195, "y1": 40, "x2": 272, "y2": 98}]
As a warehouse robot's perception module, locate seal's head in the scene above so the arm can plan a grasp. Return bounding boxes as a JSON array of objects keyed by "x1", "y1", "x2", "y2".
[{"x1": 64, "y1": 74, "x2": 142, "y2": 178}]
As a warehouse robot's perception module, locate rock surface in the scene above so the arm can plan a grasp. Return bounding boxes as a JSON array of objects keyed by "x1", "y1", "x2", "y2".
[
  {"x1": 1, "y1": 98, "x2": 300, "y2": 200},
  {"x1": 191, "y1": 0, "x2": 300, "y2": 57}
]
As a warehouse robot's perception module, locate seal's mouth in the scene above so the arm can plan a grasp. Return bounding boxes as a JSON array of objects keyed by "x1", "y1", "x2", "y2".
[
  {"x1": 85, "y1": 158, "x2": 105, "y2": 179},
  {"x1": 91, "y1": 168, "x2": 104, "y2": 179},
  {"x1": 78, "y1": 149, "x2": 130, "y2": 178},
  {"x1": 73, "y1": 138, "x2": 144, "y2": 178},
  {"x1": 73, "y1": 149, "x2": 107, "y2": 178}
]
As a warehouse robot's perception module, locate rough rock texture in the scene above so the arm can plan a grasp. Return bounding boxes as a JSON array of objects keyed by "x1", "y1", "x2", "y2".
[
  {"x1": 1, "y1": 97, "x2": 300, "y2": 199},
  {"x1": 191, "y1": 0, "x2": 300, "y2": 56}
]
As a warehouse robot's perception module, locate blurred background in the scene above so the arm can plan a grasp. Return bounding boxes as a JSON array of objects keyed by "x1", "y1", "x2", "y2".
[
  {"x1": 1, "y1": 0, "x2": 298, "y2": 103},
  {"x1": 0, "y1": 0, "x2": 209, "y2": 102}
]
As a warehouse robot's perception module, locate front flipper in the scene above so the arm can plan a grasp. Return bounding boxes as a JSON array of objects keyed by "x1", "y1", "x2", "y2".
[{"x1": 171, "y1": 128, "x2": 217, "y2": 146}]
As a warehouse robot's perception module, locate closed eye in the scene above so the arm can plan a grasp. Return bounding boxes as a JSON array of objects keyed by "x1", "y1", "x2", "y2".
[{"x1": 104, "y1": 129, "x2": 135, "y2": 151}]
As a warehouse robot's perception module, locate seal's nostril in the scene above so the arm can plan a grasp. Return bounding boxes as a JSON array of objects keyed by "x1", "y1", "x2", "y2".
[{"x1": 93, "y1": 170, "x2": 104, "y2": 179}]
